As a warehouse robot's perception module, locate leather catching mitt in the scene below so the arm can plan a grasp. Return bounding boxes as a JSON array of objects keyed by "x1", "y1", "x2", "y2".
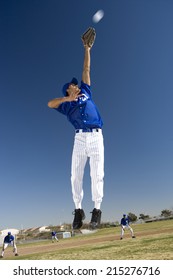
[{"x1": 81, "y1": 27, "x2": 96, "y2": 48}]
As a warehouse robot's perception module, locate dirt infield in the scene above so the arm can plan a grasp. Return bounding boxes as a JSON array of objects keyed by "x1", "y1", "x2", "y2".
[{"x1": 2, "y1": 227, "x2": 173, "y2": 259}]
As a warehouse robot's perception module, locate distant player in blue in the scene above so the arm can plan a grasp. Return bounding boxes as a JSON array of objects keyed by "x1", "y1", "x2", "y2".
[
  {"x1": 120, "y1": 214, "x2": 135, "y2": 240},
  {"x1": 0, "y1": 232, "x2": 18, "y2": 258},
  {"x1": 51, "y1": 231, "x2": 59, "y2": 242}
]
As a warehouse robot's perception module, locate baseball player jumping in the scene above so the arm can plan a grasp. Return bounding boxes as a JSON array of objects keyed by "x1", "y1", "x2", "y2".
[
  {"x1": 48, "y1": 28, "x2": 104, "y2": 230},
  {"x1": 0, "y1": 232, "x2": 18, "y2": 258},
  {"x1": 120, "y1": 214, "x2": 136, "y2": 240}
]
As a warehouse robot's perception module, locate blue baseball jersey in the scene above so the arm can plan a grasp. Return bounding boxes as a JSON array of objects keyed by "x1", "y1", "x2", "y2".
[
  {"x1": 121, "y1": 217, "x2": 130, "y2": 226},
  {"x1": 51, "y1": 231, "x2": 56, "y2": 236},
  {"x1": 4, "y1": 235, "x2": 14, "y2": 244},
  {"x1": 55, "y1": 81, "x2": 103, "y2": 129}
]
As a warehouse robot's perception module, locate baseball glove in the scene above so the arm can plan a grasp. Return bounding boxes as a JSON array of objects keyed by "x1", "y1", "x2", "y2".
[{"x1": 81, "y1": 27, "x2": 96, "y2": 48}]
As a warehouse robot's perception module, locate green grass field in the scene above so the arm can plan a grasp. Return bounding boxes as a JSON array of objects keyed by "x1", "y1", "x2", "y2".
[{"x1": 3, "y1": 220, "x2": 173, "y2": 260}]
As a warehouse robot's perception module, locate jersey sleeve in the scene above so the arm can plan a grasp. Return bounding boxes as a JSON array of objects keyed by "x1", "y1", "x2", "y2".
[
  {"x1": 81, "y1": 81, "x2": 92, "y2": 97},
  {"x1": 54, "y1": 102, "x2": 71, "y2": 115},
  {"x1": 10, "y1": 236, "x2": 15, "y2": 243}
]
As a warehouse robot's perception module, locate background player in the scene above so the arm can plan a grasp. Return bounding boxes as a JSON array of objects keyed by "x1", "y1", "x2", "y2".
[
  {"x1": 51, "y1": 231, "x2": 59, "y2": 242},
  {"x1": 0, "y1": 232, "x2": 18, "y2": 258},
  {"x1": 48, "y1": 29, "x2": 104, "y2": 230},
  {"x1": 120, "y1": 214, "x2": 136, "y2": 239}
]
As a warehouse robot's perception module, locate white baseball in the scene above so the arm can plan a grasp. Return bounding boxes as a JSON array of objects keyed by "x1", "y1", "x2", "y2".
[{"x1": 92, "y1": 10, "x2": 104, "y2": 23}]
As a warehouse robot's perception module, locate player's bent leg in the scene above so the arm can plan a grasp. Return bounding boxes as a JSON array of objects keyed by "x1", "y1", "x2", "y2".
[
  {"x1": 71, "y1": 134, "x2": 87, "y2": 229},
  {"x1": 89, "y1": 132, "x2": 104, "y2": 211},
  {"x1": 1, "y1": 243, "x2": 8, "y2": 257},
  {"x1": 71, "y1": 134, "x2": 87, "y2": 208},
  {"x1": 1, "y1": 249, "x2": 4, "y2": 258},
  {"x1": 89, "y1": 151, "x2": 104, "y2": 228},
  {"x1": 120, "y1": 227, "x2": 125, "y2": 239},
  {"x1": 128, "y1": 226, "x2": 135, "y2": 238},
  {"x1": 13, "y1": 244, "x2": 18, "y2": 256}
]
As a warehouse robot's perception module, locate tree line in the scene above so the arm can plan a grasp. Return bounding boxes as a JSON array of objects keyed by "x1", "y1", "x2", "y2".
[{"x1": 127, "y1": 209, "x2": 173, "y2": 222}]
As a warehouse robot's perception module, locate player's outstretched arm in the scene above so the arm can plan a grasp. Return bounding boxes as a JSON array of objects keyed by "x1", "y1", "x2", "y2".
[
  {"x1": 82, "y1": 45, "x2": 91, "y2": 86},
  {"x1": 48, "y1": 91, "x2": 82, "y2": 109},
  {"x1": 48, "y1": 97, "x2": 69, "y2": 109},
  {"x1": 81, "y1": 27, "x2": 96, "y2": 86}
]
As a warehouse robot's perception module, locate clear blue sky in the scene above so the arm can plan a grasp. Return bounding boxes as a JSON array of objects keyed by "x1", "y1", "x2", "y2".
[{"x1": 1, "y1": 0, "x2": 173, "y2": 229}]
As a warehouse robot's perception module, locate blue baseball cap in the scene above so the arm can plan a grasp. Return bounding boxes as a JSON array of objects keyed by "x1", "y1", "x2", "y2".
[
  {"x1": 62, "y1": 77, "x2": 78, "y2": 96},
  {"x1": 123, "y1": 214, "x2": 126, "y2": 216},
  {"x1": 8, "y1": 232, "x2": 11, "y2": 235}
]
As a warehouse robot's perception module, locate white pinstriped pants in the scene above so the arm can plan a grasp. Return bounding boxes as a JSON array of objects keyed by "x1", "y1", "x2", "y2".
[
  {"x1": 121, "y1": 225, "x2": 134, "y2": 237},
  {"x1": 1, "y1": 242, "x2": 17, "y2": 257},
  {"x1": 71, "y1": 129, "x2": 104, "y2": 209}
]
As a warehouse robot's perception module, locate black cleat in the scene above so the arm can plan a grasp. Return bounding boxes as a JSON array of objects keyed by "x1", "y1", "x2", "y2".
[
  {"x1": 132, "y1": 235, "x2": 136, "y2": 238},
  {"x1": 72, "y1": 209, "x2": 85, "y2": 229},
  {"x1": 90, "y1": 208, "x2": 102, "y2": 229}
]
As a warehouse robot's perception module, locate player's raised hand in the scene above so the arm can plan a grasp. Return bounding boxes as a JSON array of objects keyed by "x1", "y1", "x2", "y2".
[
  {"x1": 66, "y1": 84, "x2": 82, "y2": 101},
  {"x1": 81, "y1": 27, "x2": 96, "y2": 49},
  {"x1": 67, "y1": 92, "x2": 82, "y2": 102}
]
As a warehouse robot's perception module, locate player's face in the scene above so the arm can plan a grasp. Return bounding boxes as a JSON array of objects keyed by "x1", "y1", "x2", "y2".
[{"x1": 67, "y1": 84, "x2": 80, "y2": 95}]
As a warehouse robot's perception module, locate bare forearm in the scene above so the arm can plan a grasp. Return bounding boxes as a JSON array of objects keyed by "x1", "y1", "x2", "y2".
[
  {"x1": 82, "y1": 47, "x2": 91, "y2": 85},
  {"x1": 83, "y1": 47, "x2": 90, "y2": 70},
  {"x1": 47, "y1": 97, "x2": 69, "y2": 109},
  {"x1": 48, "y1": 90, "x2": 82, "y2": 108}
]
